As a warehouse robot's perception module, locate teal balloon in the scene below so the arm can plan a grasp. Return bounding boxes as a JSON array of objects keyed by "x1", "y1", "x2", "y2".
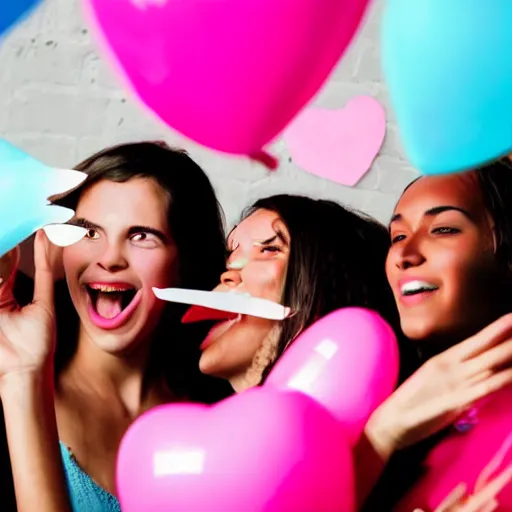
[
  {"x1": 1, "y1": 0, "x2": 42, "y2": 38},
  {"x1": 0, "y1": 139, "x2": 85, "y2": 257},
  {"x1": 382, "y1": 0, "x2": 512, "y2": 175}
]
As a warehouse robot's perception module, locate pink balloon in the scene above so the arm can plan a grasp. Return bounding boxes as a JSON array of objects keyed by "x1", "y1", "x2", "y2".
[
  {"x1": 116, "y1": 388, "x2": 355, "y2": 512},
  {"x1": 395, "y1": 385, "x2": 512, "y2": 512},
  {"x1": 82, "y1": 0, "x2": 370, "y2": 159},
  {"x1": 265, "y1": 308, "x2": 399, "y2": 444}
]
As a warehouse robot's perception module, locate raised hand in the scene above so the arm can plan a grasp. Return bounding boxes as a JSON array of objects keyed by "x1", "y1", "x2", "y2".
[
  {"x1": 365, "y1": 314, "x2": 512, "y2": 461},
  {"x1": 0, "y1": 230, "x2": 57, "y2": 393}
]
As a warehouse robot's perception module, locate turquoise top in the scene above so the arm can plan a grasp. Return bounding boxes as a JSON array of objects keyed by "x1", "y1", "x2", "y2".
[{"x1": 59, "y1": 442, "x2": 121, "y2": 512}]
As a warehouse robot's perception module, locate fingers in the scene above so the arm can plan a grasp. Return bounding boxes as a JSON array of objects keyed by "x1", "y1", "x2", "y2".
[
  {"x1": 462, "y1": 464, "x2": 512, "y2": 511},
  {"x1": 435, "y1": 483, "x2": 467, "y2": 511},
  {"x1": 464, "y1": 338, "x2": 512, "y2": 379},
  {"x1": 475, "y1": 431, "x2": 512, "y2": 494},
  {"x1": 449, "y1": 314, "x2": 512, "y2": 362},
  {"x1": 477, "y1": 500, "x2": 498, "y2": 512},
  {"x1": 32, "y1": 230, "x2": 55, "y2": 310},
  {"x1": 463, "y1": 368, "x2": 512, "y2": 407}
]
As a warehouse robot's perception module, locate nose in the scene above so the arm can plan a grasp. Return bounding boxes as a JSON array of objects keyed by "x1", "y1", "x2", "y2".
[
  {"x1": 220, "y1": 269, "x2": 242, "y2": 288},
  {"x1": 394, "y1": 234, "x2": 426, "y2": 271},
  {"x1": 97, "y1": 241, "x2": 129, "y2": 273}
]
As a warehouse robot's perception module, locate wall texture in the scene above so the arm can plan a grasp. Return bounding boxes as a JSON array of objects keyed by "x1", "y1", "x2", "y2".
[{"x1": 0, "y1": 0, "x2": 419, "y2": 227}]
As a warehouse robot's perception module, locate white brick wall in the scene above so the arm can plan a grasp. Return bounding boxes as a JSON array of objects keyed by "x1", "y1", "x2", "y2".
[{"x1": 0, "y1": 0, "x2": 419, "y2": 227}]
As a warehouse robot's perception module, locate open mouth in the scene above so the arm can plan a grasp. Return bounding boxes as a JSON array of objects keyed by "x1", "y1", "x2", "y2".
[
  {"x1": 87, "y1": 284, "x2": 138, "y2": 319},
  {"x1": 182, "y1": 305, "x2": 239, "y2": 324},
  {"x1": 85, "y1": 283, "x2": 142, "y2": 330},
  {"x1": 400, "y1": 280, "x2": 439, "y2": 297},
  {"x1": 201, "y1": 314, "x2": 243, "y2": 350}
]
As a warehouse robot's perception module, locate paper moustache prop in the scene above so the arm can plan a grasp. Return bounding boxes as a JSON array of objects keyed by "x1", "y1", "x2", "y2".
[
  {"x1": 116, "y1": 388, "x2": 355, "y2": 512},
  {"x1": 152, "y1": 288, "x2": 291, "y2": 322},
  {"x1": 0, "y1": 139, "x2": 88, "y2": 257}
]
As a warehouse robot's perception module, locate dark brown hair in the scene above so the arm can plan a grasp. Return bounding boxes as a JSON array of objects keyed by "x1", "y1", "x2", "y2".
[
  {"x1": 241, "y1": 194, "x2": 419, "y2": 385},
  {"x1": 52, "y1": 141, "x2": 233, "y2": 403}
]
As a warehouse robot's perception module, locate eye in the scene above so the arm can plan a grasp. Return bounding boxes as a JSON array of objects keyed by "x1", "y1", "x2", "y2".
[
  {"x1": 130, "y1": 232, "x2": 159, "y2": 246},
  {"x1": 261, "y1": 245, "x2": 281, "y2": 254},
  {"x1": 85, "y1": 228, "x2": 100, "y2": 240},
  {"x1": 432, "y1": 227, "x2": 461, "y2": 235},
  {"x1": 391, "y1": 234, "x2": 406, "y2": 244}
]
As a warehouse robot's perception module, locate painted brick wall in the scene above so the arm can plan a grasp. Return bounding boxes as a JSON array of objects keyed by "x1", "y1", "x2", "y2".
[{"x1": 0, "y1": 0, "x2": 419, "y2": 227}]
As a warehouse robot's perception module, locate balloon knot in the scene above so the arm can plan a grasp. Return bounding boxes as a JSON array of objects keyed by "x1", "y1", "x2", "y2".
[{"x1": 250, "y1": 150, "x2": 279, "y2": 171}]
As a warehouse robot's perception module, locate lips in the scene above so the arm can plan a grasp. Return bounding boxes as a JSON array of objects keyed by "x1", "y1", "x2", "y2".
[
  {"x1": 396, "y1": 278, "x2": 439, "y2": 306},
  {"x1": 200, "y1": 315, "x2": 242, "y2": 350},
  {"x1": 85, "y1": 281, "x2": 141, "y2": 330},
  {"x1": 399, "y1": 279, "x2": 439, "y2": 296}
]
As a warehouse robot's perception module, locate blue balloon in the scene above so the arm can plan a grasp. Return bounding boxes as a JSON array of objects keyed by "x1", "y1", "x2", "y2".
[
  {"x1": 0, "y1": 139, "x2": 87, "y2": 257},
  {"x1": 0, "y1": 0, "x2": 42, "y2": 38},
  {"x1": 381, "y1": 0, "x2": 512, "y2": 175}
]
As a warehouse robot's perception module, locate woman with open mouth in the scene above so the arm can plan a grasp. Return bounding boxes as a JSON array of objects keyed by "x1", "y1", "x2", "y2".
[
  {"x1": 185, "y1": 194, "x2": 419, "y2": 396},
  {"x1": 0, "y1": 141, "x2": 232, "y2": 511},
  {"x1": 359, "y1": 157, "x2": 512, "y2": 511}
]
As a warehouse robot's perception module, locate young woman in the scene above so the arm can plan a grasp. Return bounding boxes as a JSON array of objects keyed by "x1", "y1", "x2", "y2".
[
  {"x1": 195, "y1": 194, "x2": 419, "y2": 393},
  {"x1": 361, "y1": 157, "x2": 512, "y2": 510},
  {"x1": 0, "y1": 141, "x2": 232, "y2": 511}
]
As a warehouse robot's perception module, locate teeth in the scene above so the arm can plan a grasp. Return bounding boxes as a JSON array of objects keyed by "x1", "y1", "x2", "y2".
[
  {"x1": 89, "y1": 284, "x2": 133, "y2": 293},
  {"x1": 401, "y1": 280, "x2": 438, "y2": 296}
]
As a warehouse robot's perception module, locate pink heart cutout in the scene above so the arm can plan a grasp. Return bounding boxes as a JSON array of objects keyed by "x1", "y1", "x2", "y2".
[
  {"x1": 116, "y1": 388, "x2": 355, "y2": 512},
  {"x1": 284, "y1": 96, "x2": 386, "y2": 186}
]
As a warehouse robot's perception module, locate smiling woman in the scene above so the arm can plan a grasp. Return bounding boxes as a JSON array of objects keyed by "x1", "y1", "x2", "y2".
[
  {"x1": 360, "y1": 157, "x2": 512, "y2": 511},
  {"x1": 0, "y1": 141, "x2": 232, "y2": 512},
  {"x1": 193, "y1": 194, "x2": 419, "y2": 394}
]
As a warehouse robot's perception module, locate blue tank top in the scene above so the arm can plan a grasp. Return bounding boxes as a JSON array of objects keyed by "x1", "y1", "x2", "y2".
[{"x1": 59, "y1": 442, "x2": 121, "y2": 512}]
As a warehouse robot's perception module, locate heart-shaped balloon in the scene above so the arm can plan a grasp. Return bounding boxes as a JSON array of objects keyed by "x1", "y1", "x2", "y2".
[
  {"x1": 265, "y1": 308, "x2": 399, "y2": 444},
  {"x1": 284, "y1": 96, "x2": 386, "y2": 186},
  {"x1": 382, "y1": 0, "x2": 512, "y2": 175},
  {"x1": 0, "y1": 139, "x2": 88, "y2": 258},
  {"x1": 82, "y1": 0, "x2": 370, "y2": 160},
  {"x1": 116, "y1": 388, "x2": 355, "y2": 512},
  {"x1": 0, "y1": 0, "x2": 42, "y2": 38}
]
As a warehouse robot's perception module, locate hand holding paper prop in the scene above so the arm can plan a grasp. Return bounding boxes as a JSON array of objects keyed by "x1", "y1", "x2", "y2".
[{"x1": 0, "y1": 139, "x2": 88, "y2": 258}]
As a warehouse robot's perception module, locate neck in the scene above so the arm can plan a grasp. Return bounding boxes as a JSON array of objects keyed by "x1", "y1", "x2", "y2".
[
  {"x1": 419, "y1": 308, "x2": 510, "y2": 360},
  {"x1": 60, "y1": 324, "x2": 171, "y2": 416},
  {"x1": 229, "y1": 370, "x2": 262, "y2": 393},
  {"x1": 228, "y1": 326, "x2": 280, "y2": 393}
]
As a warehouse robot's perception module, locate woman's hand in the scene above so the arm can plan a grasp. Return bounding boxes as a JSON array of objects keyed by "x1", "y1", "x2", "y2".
[
  {"x1": 413, "y1": 443, "x2": 512, "y2": 512},
  {"x1": 0, "y1": 230, "x2": 57, "y2": 393},
  {"x1": 0, "y1": 231, "x2": 70, "y2": 511},
  {"x1": 365, "y1": 315, "x2": 512, "y2": 462}
]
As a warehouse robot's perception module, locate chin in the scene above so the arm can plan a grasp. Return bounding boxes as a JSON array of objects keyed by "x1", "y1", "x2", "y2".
[
  {"x1": 90, "y1": 330, "x2": 144, "y2": 356},
  {"x1": 401, "y1": 317, "x2": 436, "y2": 342}
]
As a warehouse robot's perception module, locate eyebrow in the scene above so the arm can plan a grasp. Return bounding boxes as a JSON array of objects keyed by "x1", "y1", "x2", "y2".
[
  {"x1": 72, "y1": 218, "x2": 169, "y2": 241},
  {"x1": 389, "y1": 205, "x2": 473, "y2": 229},
  {"x1": 254, "y1": 230, "x2": 289, "y2": 246}
]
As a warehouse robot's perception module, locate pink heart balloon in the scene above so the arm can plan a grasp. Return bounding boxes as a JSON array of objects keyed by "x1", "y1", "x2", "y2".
[
  {"x1": 284, "y1": 96, "x2": 386, "y2": 186},
  {"x1": 265, "y1": 308, "x2": 399, "y2": 444},
  {"x1": 116, "y1": 388, "x2": 355, "y2": 512},
  {"x1": 82, "y1": 0, "x2": 371, "y2": 160}
]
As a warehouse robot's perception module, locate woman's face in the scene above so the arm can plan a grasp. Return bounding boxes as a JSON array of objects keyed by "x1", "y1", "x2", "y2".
[
  {"x1": 386, "y1": 172, "x2": 502, "y2": 351},
  {"x1": 62, "y1": 177, "x2": 178, "y2": 356},
  {"x1": 199, "y1": 208, "x2": 290, "y2": 381}
]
